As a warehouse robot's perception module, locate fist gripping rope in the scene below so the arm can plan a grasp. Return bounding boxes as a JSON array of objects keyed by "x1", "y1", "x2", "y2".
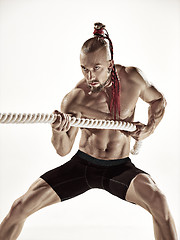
[{"x1": 0, "y1": 112, "x2": 142, "y2": 155}]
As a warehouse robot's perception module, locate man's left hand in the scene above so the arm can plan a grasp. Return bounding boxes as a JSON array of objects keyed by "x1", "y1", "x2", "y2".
[{"x1": 129, "y1": 122, "x2": 154, "y2": 141}]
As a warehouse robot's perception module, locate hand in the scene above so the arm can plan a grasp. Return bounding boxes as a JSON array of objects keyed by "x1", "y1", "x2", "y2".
[
  {"x1": 130, "y1": 121, "x2": 153, "y2": 141},
  {"x1": 51, "y1": 110, "x2": 71, "y2": 133}
]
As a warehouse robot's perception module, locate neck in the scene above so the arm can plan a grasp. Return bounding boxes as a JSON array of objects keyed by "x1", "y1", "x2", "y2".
[
  {"x1": 103, "y1": 71, "x2": 113, "y2": 89},
  {"x1": 104, "y1": 77, "x2": 112, "y2": 89}
]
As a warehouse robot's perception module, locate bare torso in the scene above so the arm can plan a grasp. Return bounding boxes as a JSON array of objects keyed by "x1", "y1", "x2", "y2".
[{"x1": 67, "y1": 65, "x2": 141, "y2": 160}]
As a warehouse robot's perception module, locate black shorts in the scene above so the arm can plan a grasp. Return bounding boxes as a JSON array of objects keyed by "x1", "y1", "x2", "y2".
[{"x1": 40, "y1": 150, "x2": 148, "y2": 202}]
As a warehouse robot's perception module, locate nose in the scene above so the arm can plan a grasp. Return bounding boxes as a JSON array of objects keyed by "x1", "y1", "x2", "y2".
[{"x1": 88, "y1": 70, "x2": 96, "y2": 81}]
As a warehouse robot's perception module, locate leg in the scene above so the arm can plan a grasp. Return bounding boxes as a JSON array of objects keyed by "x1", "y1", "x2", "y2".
[
  {"x1": 125, "y1": 173, "x2": 178, "y2": 240},
  {"x1": 0, "y1": 153, "x2": 92, "y2": 240},
  {"x1": 0, "y1": 178, "x2": 60, "y2": 240}
]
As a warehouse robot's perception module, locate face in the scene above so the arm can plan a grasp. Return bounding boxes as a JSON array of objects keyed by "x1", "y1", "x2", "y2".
[{"x1": 80, "y1": 48, "x2": 113, "y2": 93}]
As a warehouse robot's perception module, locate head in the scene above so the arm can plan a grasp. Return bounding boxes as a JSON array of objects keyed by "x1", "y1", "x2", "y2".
[
  {"x1": 80, "y1": 39, "x2": 114, "y2": 93},
  {"x1": 80, "y1": 22, "x2": 121, "y2": 120}
]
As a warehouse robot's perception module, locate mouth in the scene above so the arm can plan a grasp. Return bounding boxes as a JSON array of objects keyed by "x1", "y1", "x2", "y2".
[{"x1": 88, "y1": 81, "x2": 99, "y2": 86}]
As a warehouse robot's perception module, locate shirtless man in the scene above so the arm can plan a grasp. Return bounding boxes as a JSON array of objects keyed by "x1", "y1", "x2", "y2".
[{"x1": 0, "y1": 23, "x2": 178, "y2": 240}]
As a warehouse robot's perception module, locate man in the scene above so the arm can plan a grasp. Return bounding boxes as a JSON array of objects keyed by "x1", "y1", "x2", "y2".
[{"x1": 0, "y1": 23, "x2": 178, "y2": 240}]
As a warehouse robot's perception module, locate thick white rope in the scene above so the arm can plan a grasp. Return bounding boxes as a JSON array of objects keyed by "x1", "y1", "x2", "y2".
[{"x1": 0, "y1": 113, "x2": 142, "y2": 155}]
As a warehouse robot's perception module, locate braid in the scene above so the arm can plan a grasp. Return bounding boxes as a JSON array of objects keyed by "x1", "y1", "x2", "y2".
[{"x1": 93, "y1": 22, "x2": 121, "y2": 120}]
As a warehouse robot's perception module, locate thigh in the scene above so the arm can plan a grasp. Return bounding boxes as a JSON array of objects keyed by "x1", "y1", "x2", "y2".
[
  {"x1": 40, "y1": 155, "x2": 91, "y2": 201},
  {"x1": 103, "y1": 160, "x2": 148, "y2": 201},
  {"x1": 125, "y1": 173, "x2": 157, "y2": 210},
  {"x1": 14, "y1": 178, "x2": 60, "y2": 217}
]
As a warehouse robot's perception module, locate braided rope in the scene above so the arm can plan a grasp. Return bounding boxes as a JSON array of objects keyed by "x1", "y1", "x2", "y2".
[{"x1": 0, "y1": 112, "x2": 142, "y2": 155}]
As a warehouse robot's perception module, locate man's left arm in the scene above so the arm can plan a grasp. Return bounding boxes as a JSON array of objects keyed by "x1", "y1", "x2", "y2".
[
  {"x1": 144, "y1": 89, "x2": 167, "y2": 133},
  {"x1": 129, "y1": 68, "x2": 167, "y2": 141}
]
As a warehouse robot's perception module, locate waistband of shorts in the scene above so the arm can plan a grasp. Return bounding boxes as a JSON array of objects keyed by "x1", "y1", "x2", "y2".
[{"x1": 76, "y1": 150, "x2": 130, "y2": 166}]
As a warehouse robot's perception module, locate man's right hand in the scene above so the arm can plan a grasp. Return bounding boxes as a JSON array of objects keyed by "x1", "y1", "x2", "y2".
[{"x1": 51, "y1": 110, "x2": 71, "y2": 133}]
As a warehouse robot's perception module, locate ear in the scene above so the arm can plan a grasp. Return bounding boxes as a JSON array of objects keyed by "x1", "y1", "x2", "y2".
[{"x1": 108, "y1": 60, "x2": 114, "y2": 70}]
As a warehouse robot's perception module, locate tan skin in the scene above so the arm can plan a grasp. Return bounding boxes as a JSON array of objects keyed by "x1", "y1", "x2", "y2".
[{"x1": 0, "y1": 47, "x2": 177, "y2": 240}]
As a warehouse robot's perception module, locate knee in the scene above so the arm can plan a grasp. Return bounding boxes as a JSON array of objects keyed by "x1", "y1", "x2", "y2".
[
  {"x1": 132, "y1": 174, "x2": 170, "y2": 222},
  {"x1": 148, "y1": 189, "x2": 170, "y2": 222},
  {"x1": 9, "y1": 197, "x2": 29, "y2": 222},
  {"x1": 132, "y1": 174, "x2": 156, "y2": 204}
]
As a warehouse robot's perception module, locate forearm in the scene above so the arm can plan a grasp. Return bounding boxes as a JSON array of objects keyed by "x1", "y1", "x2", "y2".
[
  {"x1": 147, "y1": 97, "x2": 167, "y2": 133},
  {"x1": 51, "y1": 130, "x2": 70, "y2": 156},
  {"x1": 51, "y1": 126, "x2": 78, "y2": 156}
]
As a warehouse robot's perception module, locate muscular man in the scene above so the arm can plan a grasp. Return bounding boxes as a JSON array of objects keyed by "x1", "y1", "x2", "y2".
[{"x1": 0, "y1": 23, "x2": 178, "y2": 240}]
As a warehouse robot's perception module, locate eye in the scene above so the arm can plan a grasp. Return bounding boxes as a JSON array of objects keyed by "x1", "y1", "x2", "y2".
[
  {"x1": 94, "y1": 66, "x2": 100, "y2": 70},
  {"x1": 81, "y1": 66, "x2": 88, "y2": 72}
]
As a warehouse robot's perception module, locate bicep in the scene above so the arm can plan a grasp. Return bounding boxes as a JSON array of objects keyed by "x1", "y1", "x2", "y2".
[{"x1": 140, "y1": 84, "x2": 163, "y2": 104}]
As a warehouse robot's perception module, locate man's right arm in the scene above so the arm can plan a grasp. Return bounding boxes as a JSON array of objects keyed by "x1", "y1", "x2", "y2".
[
  {"x1": 51, "y1": 86, "x2": 112, "y2": 156},
  {"x1": 51, "y1": 111, "x2": 80, "y2": 156},
  {"x1": 51, "y1": 88, "x2": 83, "y2": 157}
]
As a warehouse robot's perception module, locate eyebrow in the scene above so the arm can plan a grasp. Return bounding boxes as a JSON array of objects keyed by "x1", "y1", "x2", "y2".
[
  {"x1": 81, "y1": 65, "x2": 86, "y2": 68},
  {"x1": 81, "y1": 63, "x2": 102, "y2": 68}
]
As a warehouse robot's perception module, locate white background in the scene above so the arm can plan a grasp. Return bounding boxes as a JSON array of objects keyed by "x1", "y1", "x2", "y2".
[{"x1": 0, "y1": 0, "x2": 180, "y2": 239}]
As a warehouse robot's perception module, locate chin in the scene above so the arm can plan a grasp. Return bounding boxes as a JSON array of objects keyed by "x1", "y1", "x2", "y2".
[{"x1": 90, "y1": 85, "x2": 103, "y2": 93}]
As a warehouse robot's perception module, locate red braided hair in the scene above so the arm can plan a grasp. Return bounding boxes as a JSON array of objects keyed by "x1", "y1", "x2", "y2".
[{"x1": 93, "y1": 23, "x2": 121, "y2": 120}]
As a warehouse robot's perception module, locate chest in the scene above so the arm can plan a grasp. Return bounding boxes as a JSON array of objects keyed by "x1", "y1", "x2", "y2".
[
  {"x1": 84, "y1": 83, "x2": 139, "y2": 120},
  {"x1": 120, "y1": 82, "x2": 140, "y2": 119},
  {"x1": 85, "y1": 91, "x2": 110, "y2": 113}
]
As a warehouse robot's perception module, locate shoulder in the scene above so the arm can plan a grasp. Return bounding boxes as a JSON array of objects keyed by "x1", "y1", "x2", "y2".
[
  {"x1": 124, "y1": 66, "x2": 141, "y2": 77},
  {"x1": 115, "y1": 64, "x2": 140, "y2": 79},
  {"x1": 124, "y1": 66, "x2": 149, "y2": 90},
  {"x1": 115, "y1": 64, "x2": 145, "y2": 83},
  {"x1": 75, "y1": 78, "x2": 88, "y2": 90},
  {"x1": 115, "y1": 64, "x2": 124, "y2": 74},
  {"x1": 61, "y1": 80, "x2": 86, "y2": 113}
]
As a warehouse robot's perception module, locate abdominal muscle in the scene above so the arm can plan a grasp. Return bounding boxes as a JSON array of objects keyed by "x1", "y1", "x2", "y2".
[{"x1": 79, "y1": 128, "x2": 131, "y2": 160}]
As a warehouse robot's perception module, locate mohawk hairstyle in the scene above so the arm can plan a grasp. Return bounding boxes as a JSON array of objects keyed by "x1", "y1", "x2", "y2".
[
  {"x1": 82, "y1": 22, "x2": 121, "y2": 120},
  {"x1": 81, "y1": 37, "x2": 107, "y2": 55}
]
